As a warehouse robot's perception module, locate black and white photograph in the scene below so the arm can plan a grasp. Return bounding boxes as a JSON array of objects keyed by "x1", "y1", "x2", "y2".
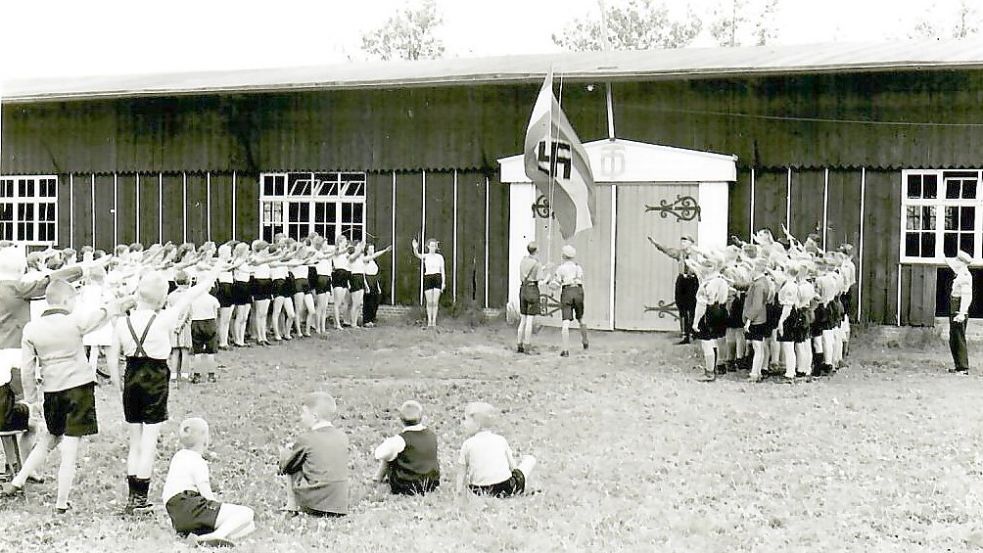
[{"x1": 2, "y1": 0, "x2": 983, "y2": 550}]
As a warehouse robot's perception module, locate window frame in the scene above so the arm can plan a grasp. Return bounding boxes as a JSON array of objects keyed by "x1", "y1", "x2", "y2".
[
  {"x1": 901, "y1": 169, "x2": 983, "y2": 265},
  {"x1": 258, "y1": 172, "x2": 366, "y2": 243},
  {"x1": 0, "y1": 175, "x2": 59, "y2": 246}
]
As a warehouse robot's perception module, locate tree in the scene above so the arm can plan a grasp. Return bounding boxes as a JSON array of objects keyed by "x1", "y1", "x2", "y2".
[
  {"x1": 909, "y1": 0, "x2": 979, "y2": 39},
  {"x1": 709, "y1": 0, "x2": 781, "y2": 47},
  {"x1": 552, "y1": 0, "x2": 702, "y2": 51},
  {"x1": 361, "y1": 0, "x2": 445, "y2": 61}
]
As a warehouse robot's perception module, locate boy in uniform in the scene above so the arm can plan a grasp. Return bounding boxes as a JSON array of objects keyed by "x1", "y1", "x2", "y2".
[
  {"x1": 0, "y1": 279, "x2": 132, "y2": 512},
  {"x1": 550, "y1": 245, "x2": 589, "y2": 357},
  {"x1": 516, "y1": 242, "x2": 543, "y2": 354},
  {"x1": 107, "y1": 269, "x2": 219, "y2": 514},
  {"x1": 373, "y1": 400, "x2": 440, "y2": 495}
]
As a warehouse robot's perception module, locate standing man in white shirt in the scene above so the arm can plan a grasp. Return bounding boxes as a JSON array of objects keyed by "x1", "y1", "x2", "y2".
[{"x1": 947, "y1": 250, "x2": 974, "y2": 374}]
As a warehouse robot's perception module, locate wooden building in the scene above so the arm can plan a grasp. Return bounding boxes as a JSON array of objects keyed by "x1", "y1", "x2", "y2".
[{"x1": 3, "y1": 40, "x2": 983, "y2": 324}]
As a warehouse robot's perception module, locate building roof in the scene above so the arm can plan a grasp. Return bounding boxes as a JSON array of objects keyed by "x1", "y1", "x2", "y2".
[{"x1": 4, "y1": 39, "x2": 983, "y2": 103}]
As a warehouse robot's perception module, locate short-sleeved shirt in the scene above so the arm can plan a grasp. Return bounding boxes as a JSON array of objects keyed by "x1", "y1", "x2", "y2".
[
  {"x1": 797, "y1": 281, "x2": 816, "y2": 309},
  {"x1": 778, "y1": 280, "x2": 799, "y2": 306},
  {"x1": 697, "y1": 275, "x2": 729, "y2": 305},
  {"x1": 458, "y1": 431, "x2": 514, "y2": 487},
  {"x1": 518, "y1": 256, "x2": 541, "y2": 284},
  {"x1": 162, "y1": 449, "x2": 211, "y2": 504},
  {"x1": 953, "y1": 269, "x2": 973, "y2": 299}
]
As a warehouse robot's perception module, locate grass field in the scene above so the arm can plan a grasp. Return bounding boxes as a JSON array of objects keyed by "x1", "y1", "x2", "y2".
[{"x1": 2, "y1": 319, "x2": 983, "y2": 552}]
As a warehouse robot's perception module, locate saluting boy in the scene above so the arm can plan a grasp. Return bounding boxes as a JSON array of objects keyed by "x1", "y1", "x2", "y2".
[
  {"x1": 0, "y1": 279, "x2": 132, "y2": 512},
  {"x1": 107, "y1": 269, "x2": 219, "y2": 514},
  {"x1": 373, "y1": 400, "x2": 440, "y2": 496}
]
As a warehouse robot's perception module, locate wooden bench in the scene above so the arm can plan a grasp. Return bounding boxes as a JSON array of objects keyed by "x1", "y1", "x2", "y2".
[{"x1": 1, "y1": 429, "x2": 26, "y2": 475}]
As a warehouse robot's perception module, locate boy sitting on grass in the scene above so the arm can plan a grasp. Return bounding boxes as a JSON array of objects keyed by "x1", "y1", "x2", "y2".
[
  {"x1": 373, "y1": 400, "x2": 440, "y2": 495},
  {"x1": 278, "y1": 391, "x2": 349, "y2": 517},
  {"x1": 162, "y1": 417, "x2": 255, "y2": 547},
  {"x1": 457, "y1": 402, "x2": 536, "y2": 498}
]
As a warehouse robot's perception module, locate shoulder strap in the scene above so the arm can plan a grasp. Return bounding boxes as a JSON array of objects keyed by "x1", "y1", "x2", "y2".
[
  {"x1": 522, "y1": 260, "x2": 538, "y2": 284},
  {"x1": 125, "y1": 313, "x2": 158, "y2": 358}
]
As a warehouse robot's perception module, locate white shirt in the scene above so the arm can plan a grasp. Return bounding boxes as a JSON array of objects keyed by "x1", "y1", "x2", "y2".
[
  {"x1": 350, "y1": 256, "x2": 365, "y2": 274},
  {"x1": 423, "y1": 253, "x2": 444, "y2": 276},
  {"x1": 191, "y1": 294, "x2": 220, "y2": 321},
  {"x1": 115, "y1": 306, "x2": 187, "y2": 360},
  {"x1": 217, "y1": 270, "x2": 234, "y2": 284},
  {"x1": 374, "y1": 424, "x2": 425, "y2": 462},
  {"x1": 162, "y1": 449, "x2": 213, "y2": 503},
  {"x1": 271, "y1": 266, "x2": 288, "y2": 280},
  {"x1": 253, "y1": 263, "x2": 271, "y2": 279},
  {"x1": 290, "y1": 265, "x2": 309, "y2": 279},
  {"x1": 233, "y1": 264, "x2": 252, "y2": 282},
  {"x1": 364, "y1": 259, "x2": 379, "y2": 277},
  {"x1": 458, "y1": 430, "x2": 515, "y2": 487},
  {"x1": 333, "y1": 251, "x2": 351, "y2": 271},
  {"x1": 315, "y1": 257, "x2": 333, "y2": 275}
]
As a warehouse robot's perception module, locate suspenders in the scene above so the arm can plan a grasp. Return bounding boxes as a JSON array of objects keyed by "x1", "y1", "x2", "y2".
[{"x1": 125, "y1": 313, "x2": 158, "y2": 359}]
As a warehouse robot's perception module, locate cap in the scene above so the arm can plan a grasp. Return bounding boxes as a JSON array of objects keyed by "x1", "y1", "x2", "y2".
[
  {"x1": 955, "y1": 250, "x2": 973, "y2": 265},
  {"x1": 561, "y1": 245, "x2": 577, "y2": 259}
]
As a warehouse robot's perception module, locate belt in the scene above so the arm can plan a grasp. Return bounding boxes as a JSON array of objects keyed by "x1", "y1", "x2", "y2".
[{"x1": 562, "y1": 284, "x2": 582, "y2": 290}]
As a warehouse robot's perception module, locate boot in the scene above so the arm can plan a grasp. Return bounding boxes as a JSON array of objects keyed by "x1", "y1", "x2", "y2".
[
  {"x1": 697, "y1": 369, "x2": 716, "y2": 382},
  {"x1": 129, "y1": 478, "x2": 153, "y2": 513},
  {"x1": 122, "y1": 475, "x2": 138, "y2": 514}
]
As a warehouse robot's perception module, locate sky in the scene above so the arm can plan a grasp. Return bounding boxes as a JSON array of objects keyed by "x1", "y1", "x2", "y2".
[{"x1": 0, "y1": 0, "x2": 971, "y2": 88}]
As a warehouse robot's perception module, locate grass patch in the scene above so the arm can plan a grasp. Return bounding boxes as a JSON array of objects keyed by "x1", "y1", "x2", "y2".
[{"x1": 2, "y1": 325, "x2": 983, "y2": 552}]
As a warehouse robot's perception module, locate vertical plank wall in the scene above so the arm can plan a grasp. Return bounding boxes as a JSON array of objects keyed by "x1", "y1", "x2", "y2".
[
  {"x1": 116, "y1": 174, "x2": 137, "y2": 246},
  {"x1": 393, "y1": 172, "x2": 423, "y2": 305},
  {"x1": 94, "y1": 175, "x2": 115, "y2": 251},
  {"x1": 186, "y1": 174, "x2": 208, "y2": 246}
]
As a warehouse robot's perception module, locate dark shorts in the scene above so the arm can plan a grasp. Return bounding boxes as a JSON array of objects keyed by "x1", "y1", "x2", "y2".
[
  {"x1": 694, "y1": 304, "x2": 728, "y2": 341},
  {"x1": 313, "y1": 274, "x2": 332, "y2": 294},
  {"x1": 191, "y1": 319, "x2": 218, "y2": 355},
  {"x1": 43, "y1": 382, "x2": 97, "y2": 437},
  {"x1": 0, "y1": 383, "x2": 29, "y2": 432},
  {"x1": 231, "y1": 281, "x2": 252, "y2": 306},
  {"x1": 308, "y1": 266, "x2": 318, "y2": 283},
  {"x1": 123, "y1": 357, "x2": 169, "y2": 424},
  {"x1": 332, "y1": 269, "x2": 351, "y2": 290},
  {"x1": 390, "y1": 472, "x2": 440, "y2": 496},
  {"x1": 168, "y1": 281, "x2": 178, "y2": 294},
  {"x1": 779, "y1": 308, "x2": 807, "y2": 343},
  {"x1": 829, "y1": 298, "x2": 845, "y2": 326},
  {"x1": 746, "y1": 322, "x2": 771, "y2": 342},
  {"x1": 253, "y1": 278, "x2": 273, "y2": 301},
  {"x1": 469, "y1": 469, "x2": 526, "y2": 498},
  {"x1": 166, "y1": 491, "x2": 222, "y2": 536},
  {"x1": 213, "y1": 283, "x2": 234, "y2": 309},
  {"x1": 293, "y1": 277, "x2": 310, "y2": 295},
  {"x1": 423, "y1": 273, "x2": 443, "y2": 292},
  {"x1": 840, "y1": 291, "x2": 853, "y2": 320},
  {"x1": 812, "y1": 303, "x2": 830, "y2": 336},
  {"x1": 560, "y1": 285, "x2": 584, "y2": 321},
  {"x1": 275, "y1": 278, "x2": 293, "y2": 299},
  {"x1": 349, "y1": 273, "x2": 365, "y2": 293},
  {"x1": 519, "y1": 283, "x2": 541, "y2": 316}
]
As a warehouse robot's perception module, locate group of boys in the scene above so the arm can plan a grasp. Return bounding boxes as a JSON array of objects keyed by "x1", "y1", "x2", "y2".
[
  {"x1": 0, "y1": 240, "x2": 538, "y2": 547},
  {"x1": 652, "y1": 228, "x2": 856, "y2": 383}
]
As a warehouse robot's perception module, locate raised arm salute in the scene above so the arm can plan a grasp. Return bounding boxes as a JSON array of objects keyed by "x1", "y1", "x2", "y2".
[
  {"x1": 650, "y1": 235, "x2": 700, "y2": 344},
  {"x1": 412, "y1": 238, "x2": 445, "y2": 329}
]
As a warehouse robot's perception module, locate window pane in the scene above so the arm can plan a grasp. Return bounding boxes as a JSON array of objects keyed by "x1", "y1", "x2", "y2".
[
  {"x1": 263, "y1": 176, "x2": 275, "y2": 196},
  {"x1": 922, "y1": 233, "x2": 936, "y2": 257},
  {"x1": 287, "y1": 173, "x2": 312, "y2": 196},
  {"x1": 944, "y1": 233, "x2": 958, "y2": 257},
  {"x1": 906, "y1": 206, "x2": 921, "y2": 230},
  {"x1": 0, "y1": 223, "x2": 12, "y2": 240},
  {"x1": 946, "y1": 180, "x2": 962, "y2": 199},
  {"x1": 18, "y1": 179, "x2": 33, "y2": 197},
  {"x1": 960, "y1": 233, "x2": 975, "y2": 257},
  {"x1": 907, "y1": 176, "x2": 921, "y2": 199},
  {"x1": 962, "y1": 206, "x2": 976, "y2": 231},
  {"x1": 923, "y1": 206, "x2": 936, "y2": 229},
  {"x1": 945, "y1": 207, "x2": 959, "y2": 231},
  {"x1": 963, "y1": 180, "x2": 977, "y2": 199},
  {"x1": 0, "y1": 203, "x2": 12, "y2": 222},
  {"x1": 924, "y1": 176, "x2": 938, "y2": 199}
]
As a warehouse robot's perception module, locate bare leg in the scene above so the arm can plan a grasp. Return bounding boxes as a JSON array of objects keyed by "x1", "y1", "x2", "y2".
[
  {"x1": 782, "y1": 342, "x2": 796, "y2": 378},
  {"x1": 332, "y1": 288, "x2": 346, "y2": 329},
  {"x1": 579, "y1": 320, "x2": 588, "y2": 349},
  {"x1": 303, "y1": 294, "x2": 316, "y2": 334},
  {"x1": 560, "y1": 320, "x2": 570, "y2": 353},
  {"x1": 282, "y1": 299, "x2": 296, "y2": 339},
  {"x1": 126, "y1": 424, "x2": 142, "y2": 476},
  {"x1": 255, "y1": 299, "x2": 271, "y2": 343},
  {"x1": 10, "y1": 432, "x2": 57, "y2": 488},
  {"x1": 795, "y1": 341, "x2": 813, "y2": 376},
  {"x1": 218, "y1": 307, "x2": 233, "y2": 348},
  {"x1": 136, "y1": 423, "x2": 162, "y2": 480},
  {"x1": 700, "y1": 340, "x2": 716, "y2": 374},
  {"x1": 270, "y1": 297, "x2": 284, "y2": 340},
  {"x1": 749, "y1": 340, "x2": 766, "y2": 379},
  {"x1": 281, "y1": 475, "x2": 299, "y2": 510},
  {"x1": 196, "y1": 504, "x2": 255, "y2": 542},
  {"x1": 349, "y1": 290, "x2": 364, "y2": 328}
]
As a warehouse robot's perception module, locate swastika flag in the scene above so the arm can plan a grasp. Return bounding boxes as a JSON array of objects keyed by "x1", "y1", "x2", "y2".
[{"x1": 523, "y1": 71, "x2": 596, "y2": 240}]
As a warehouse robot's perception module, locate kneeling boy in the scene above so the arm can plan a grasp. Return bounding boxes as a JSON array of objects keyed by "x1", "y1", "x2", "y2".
[{"x1": 373, "y1": 400, "x2": 440, "y2": 495}]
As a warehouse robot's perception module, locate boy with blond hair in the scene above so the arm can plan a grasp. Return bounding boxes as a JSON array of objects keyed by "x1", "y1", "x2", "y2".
[
  {"x1": 278, "y1": 391, "x2": 349, "y2": 517},
  {"x1": 162, "y1": 418, "x2": 255, "y2": 547},
  {"x1": 457, "y1": 402, "x2": 536, "y2": 498},
  {"x1": 373, "y1": 400, "x2": 440, "y2": 495},
  {"x1": 0, "y1": 279, "x2": 132, "y2": 512}
]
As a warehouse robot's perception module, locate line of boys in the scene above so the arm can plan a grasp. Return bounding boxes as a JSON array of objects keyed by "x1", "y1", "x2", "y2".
[
  {"x1": 0, "y1": 246, "x2": 538, "y2": 547},
  {"x1": 653, "y1": 227, "x2": 856, "y2": 383}
]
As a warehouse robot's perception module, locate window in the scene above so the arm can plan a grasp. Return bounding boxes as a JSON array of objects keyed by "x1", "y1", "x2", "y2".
[
  {"x1": 0, "y1": 175, "x2": 57, "y2": 245},
  {"x1": 259, "y1": 172, "x2": 365, "y2": 243},
  {"x1": 902, "y1": 170, "x2": 983, "y2": 263}
]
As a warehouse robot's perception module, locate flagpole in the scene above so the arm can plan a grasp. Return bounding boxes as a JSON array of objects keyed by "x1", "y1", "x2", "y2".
[
  {"x1": 546, "y1": 66, "x2": 556, "y2": 263},
  {"x1": 599, "y1": 0, "x2": 616, "y2": 139}
]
